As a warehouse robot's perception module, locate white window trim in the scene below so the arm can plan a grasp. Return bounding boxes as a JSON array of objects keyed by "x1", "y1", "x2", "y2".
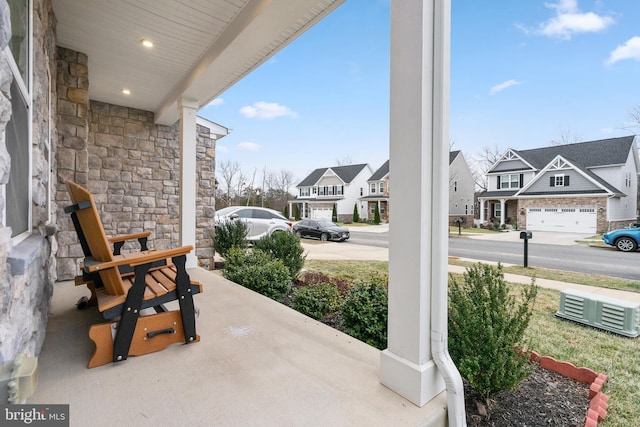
[
  {"x1": 4, "y1": 0, "x2": 33, "y2": 244},
  {"x1": 500, "y1": 173, "x2": 519, "y2": 189},
  {"x1": 554, "y1": 174, "x2": 565, "y2": 187}
]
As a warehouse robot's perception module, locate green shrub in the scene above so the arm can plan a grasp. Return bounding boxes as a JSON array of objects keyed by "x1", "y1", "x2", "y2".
[
  {"x1": 340, "y1": 279, "x2": 388, "y2": 349},
  {"x1": 294, "y1": 205, "x2": 301, "y2": 221},
  {"x1": 332, "y1": 204, "x2": 338, "y2": 222},
  {"x1": 253, "y1": 231, "x2": 306, "y2": 279},
  {"x1": 291, "y1": 283, "x2": 341, "y2": 321},
  {"x1": 213, "y1": 219, "x2": 248, "y2": 258},
  {"x1": 373, "y1": 204, "x2": 380, "y2": 225},
  {"x1": 222, "y1": 247, "x2": 291, "y2": 302},
  {"x1": 352, "y1": 203, "x2": 359, "y2": 223},
  {"x1": 448, "y1": 263, "x2": 538, "y2": 400}
]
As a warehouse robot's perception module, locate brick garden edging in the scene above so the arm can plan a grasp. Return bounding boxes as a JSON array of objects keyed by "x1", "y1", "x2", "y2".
[{"x1": 529, "y1": 351, "x2": 609, "y2": 427}]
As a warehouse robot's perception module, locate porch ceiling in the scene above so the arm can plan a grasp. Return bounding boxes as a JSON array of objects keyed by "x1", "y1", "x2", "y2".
[{"x1": 52, "y1": 0, "x2": 345, "y2": 125}]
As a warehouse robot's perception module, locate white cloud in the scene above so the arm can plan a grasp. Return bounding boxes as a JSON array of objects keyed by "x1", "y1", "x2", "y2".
[
  {"x1": 207, "y1": 98, "x2": 224, "y2": 107},
  {"x1": 521, "y1": 0, "x2": 614, "y2": 40},
  {"x1": 216, "y1": 145, "x2": 229, "y2": 153},
  {"x1": 239, "y1": 101, "x2": 298, "y2": 120},
  {"x1": 489, "y1": 80, "x2": 522, "y2": 95},
  {"x1": 606, "y1": 36, "x2": 640, "y2": 65},
  {"x1": 236, "y1": 142, "x2": 261, "y2": 151},
  {"x1": 600, "y1": 127, "x2": 614, "y2": 134}
]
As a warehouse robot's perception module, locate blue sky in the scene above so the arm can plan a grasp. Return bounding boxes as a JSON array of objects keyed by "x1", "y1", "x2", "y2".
[{"x1": 199, "y1": 0, "x2": 640, "y2": 186}]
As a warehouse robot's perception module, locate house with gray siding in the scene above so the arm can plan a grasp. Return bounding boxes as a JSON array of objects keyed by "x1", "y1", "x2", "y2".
[
  {"x1": 358, "y1": 152, "x2": 475, "y2": 225},
  {"x1": 448, "y1": 150, "x2": 475, "y2": 225},
  {"x1": 360, "y1": 160, "x2": 390, "y2": 222},
  {"x1": 478, "y1": 136, "x2": 639, "y2": 233}
]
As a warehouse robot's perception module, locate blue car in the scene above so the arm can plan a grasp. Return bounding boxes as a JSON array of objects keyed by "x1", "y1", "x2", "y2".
[{"x1": 602, "y1": 224, "x2": 640, "y2": 252}]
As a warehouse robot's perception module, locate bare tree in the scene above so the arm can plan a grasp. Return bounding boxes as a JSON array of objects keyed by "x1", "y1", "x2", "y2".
[
  {"x1": 335, "y1": 155, "x2": 354, "y2": 166},
  {"x1": 470, "y1": 144, "x2": 504, "y2": 192},
  {"x1": 273, "y1": 169, "x2": 295, "y2": 194},
  {"x1": 245, "y1": 168, "x2": 258, "y2": 206},
  {"x1": 234, "y1": 171, "x2": 247, "y2": 206},
  {"x1": 218, "y1": 160, "x2": 241, "y2": 207},
  {"x1": 626, "y1": 106, "x2": 640, "y2": 133},
  {"x1": 550, "y1": 126, "x2": 581, "y2": 146}
]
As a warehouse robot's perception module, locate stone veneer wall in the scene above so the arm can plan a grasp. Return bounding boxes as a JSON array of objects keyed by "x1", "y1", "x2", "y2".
[
  {"x1": 55, "y1": 47, "x2": 90, "y2": 279},
  {"x1": 196, "y1": 124, "x2": 216, "y2": 268},
  {"x1": 56, "y1": 48, "x2": 216, "y2": 279},
  {"x1": 516, "y1": 197, "x2": 607, "y2": 234},
  {"x1": 0, "y1": 0, "x2": 57, "y2": 363}
]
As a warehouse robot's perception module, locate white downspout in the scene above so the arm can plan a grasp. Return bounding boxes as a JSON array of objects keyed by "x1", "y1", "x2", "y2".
[{"x1": 431, "y1": 0, "x2": 466, "y2": 425}]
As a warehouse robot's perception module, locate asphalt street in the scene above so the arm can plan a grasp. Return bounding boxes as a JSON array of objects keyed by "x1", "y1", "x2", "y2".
[{"x1": 301, "y1": 226, "x2": 640, "y2": 281}]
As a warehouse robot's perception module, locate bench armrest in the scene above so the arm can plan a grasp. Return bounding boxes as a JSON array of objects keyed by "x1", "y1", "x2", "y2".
[
  {"x1": 108, "y1": 231, "x2": 153, "y2": 254},
  {"x1": 108, "y1": 231, "x2": 152, "y2": 244},
  {"x1": 85, "y1": 246, "x2": 194, "y2": 273}
]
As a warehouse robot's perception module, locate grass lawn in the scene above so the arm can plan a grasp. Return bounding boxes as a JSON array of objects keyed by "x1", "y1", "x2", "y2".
[{"x1": 303, "y1": 259, "x2": 639, "y2": 426}]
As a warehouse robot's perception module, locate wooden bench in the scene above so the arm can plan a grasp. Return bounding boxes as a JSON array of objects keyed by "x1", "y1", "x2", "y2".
[{"x1": 64, "y1": 180, "x2": 202, "y2": 368}]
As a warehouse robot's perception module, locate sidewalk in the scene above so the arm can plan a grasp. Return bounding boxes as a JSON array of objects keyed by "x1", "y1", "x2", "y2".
[{"x1": 301, "y1": 233, "x2": 640, "y2": 304}]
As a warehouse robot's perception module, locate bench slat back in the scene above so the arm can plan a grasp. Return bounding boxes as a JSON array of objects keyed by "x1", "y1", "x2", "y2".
[{"x1": 66, "y1": 180, "x2": 126, "y2": 296}]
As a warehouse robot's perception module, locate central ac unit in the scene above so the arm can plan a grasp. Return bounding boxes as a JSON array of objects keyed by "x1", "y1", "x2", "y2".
[{"x1": 556, "y1": 289, "x2": 640, "y2": 338}]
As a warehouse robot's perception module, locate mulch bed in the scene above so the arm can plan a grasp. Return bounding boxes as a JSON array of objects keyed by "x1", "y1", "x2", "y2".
[{"x1": 464, "y1": 364, "x2": 590, "y2": 426}]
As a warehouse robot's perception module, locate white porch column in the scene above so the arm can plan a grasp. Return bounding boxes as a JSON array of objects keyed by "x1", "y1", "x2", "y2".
[
  {"x1": 178, "y1": 98, "x2": 198, "y2": 268},
  {"x1": 381, "y1": 0, "x2": 451, "y2": 407},
  {"x1": 500, "y1": 198, "x2": 506, "y2": 225},
  {"x1": 479, "y1": 199, "x2": 485, "y2": 223}
]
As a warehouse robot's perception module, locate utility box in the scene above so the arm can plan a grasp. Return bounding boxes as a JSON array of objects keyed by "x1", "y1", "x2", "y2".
[
  {"x1": 556, "y1": 289, "x2": 640, "y2": 338},
  {"x1": 0, "y1": 354, "x2": 38, "y2": 403},
  {"x1": 519, "y1": 230, "x2": 532, "y2": 240}
]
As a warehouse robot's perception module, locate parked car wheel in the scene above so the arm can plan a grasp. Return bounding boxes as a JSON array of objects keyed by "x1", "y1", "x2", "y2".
[
  {"x1": 320, "y1": 233, "x2": 328, "y2": 242},
  {"x1": 295, "y1": 230, "x2": 302, "y2": 238},
  {"x1": 615, "y1": 237, "x2": 637, "y2": 252}
]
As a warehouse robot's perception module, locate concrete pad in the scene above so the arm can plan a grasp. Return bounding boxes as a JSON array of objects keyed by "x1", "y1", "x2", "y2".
[{"x1": 29, "y1": 268, "x2": 447, "y2": 426}]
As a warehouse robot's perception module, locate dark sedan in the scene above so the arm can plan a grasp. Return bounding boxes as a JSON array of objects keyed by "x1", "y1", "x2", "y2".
[{"x1": 293, "y1": 219, "x2": 350, "y2": 242}]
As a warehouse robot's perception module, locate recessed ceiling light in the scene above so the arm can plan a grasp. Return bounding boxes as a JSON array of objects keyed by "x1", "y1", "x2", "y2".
[
  {"x1": 141, "y1": 39, "x2": 154, "y2": 48},
  {"x1": 122, "y1": 89, "x2": 131, "y2": 95}
]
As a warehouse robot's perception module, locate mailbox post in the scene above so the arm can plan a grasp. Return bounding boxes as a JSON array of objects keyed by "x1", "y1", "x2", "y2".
[
  {"x1": 453, "y1": 217, "x2": 464, "y2": 235},
  {"x1": 519, "y1": 230, "x2": 532, "y2": 267}
]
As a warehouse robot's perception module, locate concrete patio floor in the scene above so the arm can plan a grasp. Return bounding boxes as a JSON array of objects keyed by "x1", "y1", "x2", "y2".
[{"x1": 29, "y1": 267, "x2": 447, "y2": 426}]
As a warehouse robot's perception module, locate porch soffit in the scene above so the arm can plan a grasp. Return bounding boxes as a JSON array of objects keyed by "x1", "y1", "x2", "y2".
[{"x1": 53, "y1": 0, "x2": 345, "y2": 125}]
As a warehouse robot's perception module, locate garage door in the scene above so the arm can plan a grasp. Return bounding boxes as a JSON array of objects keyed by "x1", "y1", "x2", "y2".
[
  {"x1": 312, "y1": 208, "x2": 332, "y2": 220},
  {"x1": 526, "y1": 207, "x2": 596, "y2": 233}
]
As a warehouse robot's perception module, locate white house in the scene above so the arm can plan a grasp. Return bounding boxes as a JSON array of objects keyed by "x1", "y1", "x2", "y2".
[{"x1": 290, "y1": 163, "x2": 374, "y2": 221}]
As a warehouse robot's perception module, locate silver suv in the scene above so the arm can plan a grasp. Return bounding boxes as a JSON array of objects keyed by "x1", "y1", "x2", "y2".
[{"x1": 214, "y1": 206, "x2": 292, "y2": 241}]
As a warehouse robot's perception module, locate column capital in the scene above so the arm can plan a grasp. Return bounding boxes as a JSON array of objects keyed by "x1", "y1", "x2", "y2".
[{"x1": 178, "y1": 97, "x2": 199, "y2": 110}]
